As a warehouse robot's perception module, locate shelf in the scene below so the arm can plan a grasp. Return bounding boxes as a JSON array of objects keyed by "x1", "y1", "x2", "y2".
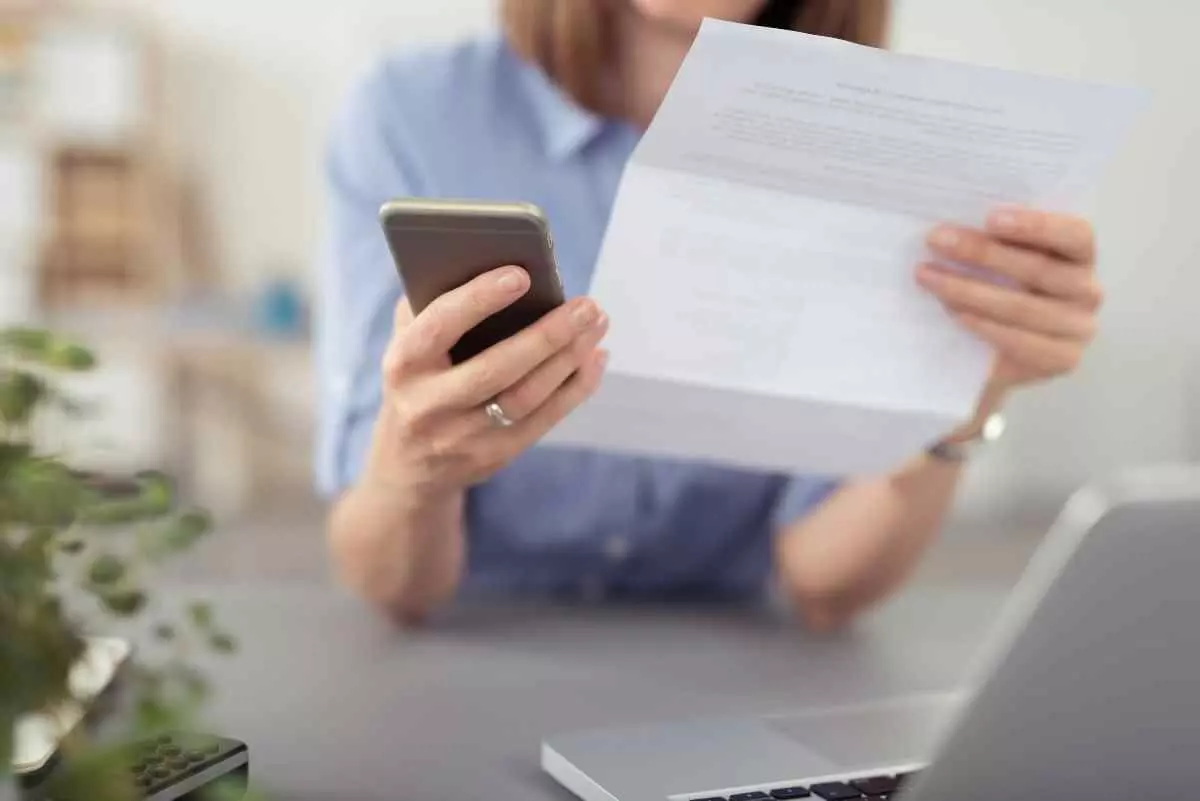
[{"x1": 0, "y1": 7, "x2": 175, "y2": 315}]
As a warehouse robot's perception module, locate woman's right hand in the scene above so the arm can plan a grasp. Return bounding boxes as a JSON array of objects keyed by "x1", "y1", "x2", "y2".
[{"x1": 365, "y1": 265, "x2": 609, "y2": 500}]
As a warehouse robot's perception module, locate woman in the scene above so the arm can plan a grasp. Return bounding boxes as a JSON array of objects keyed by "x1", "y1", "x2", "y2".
[{"x1": 317, "y1": 0, "x2": 1102, "y2": 628}]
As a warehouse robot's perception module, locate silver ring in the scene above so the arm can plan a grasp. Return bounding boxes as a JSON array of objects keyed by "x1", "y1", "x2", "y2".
[{"x1": 484, "y1": 401, "x2": 515, "y2": 428}]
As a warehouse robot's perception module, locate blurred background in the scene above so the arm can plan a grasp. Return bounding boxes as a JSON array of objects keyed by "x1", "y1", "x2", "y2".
[{"x1": 0, "y1": 0, "x2": 1196, "y2": 568}]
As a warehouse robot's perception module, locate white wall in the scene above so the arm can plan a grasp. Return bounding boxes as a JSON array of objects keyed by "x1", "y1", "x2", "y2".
[
  {"x1": 77, "y1": 0, "x2": 1199, "y2": 526},
  {"x1": 890, "y1": 0, "x2": 1200, "y2": 527},
  {"x1": 78, "y1": 0, "x2": 496, "y2": 294}
]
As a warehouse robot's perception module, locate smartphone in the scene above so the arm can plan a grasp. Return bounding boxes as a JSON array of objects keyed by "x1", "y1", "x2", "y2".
[{"x1": 379, "y1": 198, "x2": 566, "y2": 364}]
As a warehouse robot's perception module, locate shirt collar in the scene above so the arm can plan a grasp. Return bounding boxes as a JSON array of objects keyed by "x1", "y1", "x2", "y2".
[{"x1": 509, "y1": 44, "x2": 608, "y2": 161}]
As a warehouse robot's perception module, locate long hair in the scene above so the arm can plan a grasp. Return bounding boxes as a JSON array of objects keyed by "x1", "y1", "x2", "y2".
[{"x1": 502, "y1": 0, "x2": 890, "y2": 113}]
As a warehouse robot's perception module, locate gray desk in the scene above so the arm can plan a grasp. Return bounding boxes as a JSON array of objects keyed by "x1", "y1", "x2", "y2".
[{"x1": 160, "y1": 580, "x2": 1013, "y2": 801}]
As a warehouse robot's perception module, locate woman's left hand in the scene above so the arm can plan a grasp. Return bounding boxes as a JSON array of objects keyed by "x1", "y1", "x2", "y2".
[{"x1": 917, "y1": 205, "x2": 1104, "y2": 394}]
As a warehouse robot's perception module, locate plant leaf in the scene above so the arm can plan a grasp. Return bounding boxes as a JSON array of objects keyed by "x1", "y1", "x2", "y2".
[
  {"x1": 77, "y1": 498, "x2": 137, "y2": 525},
  {"x1": 136, "y1": 471, "x2": 175, "y2": 515},
  {"x1": 0, "y1": 594, "x2": 85, "y2": 718},
  {"x1": 98, "y1": 588, "x2": 147, "y2": 617},
  {"x1": 0, "y1": 441, "x2": 32, "y2": 477},
  {"x1": 0, "y1": 369, "x2": 46, "y2": 424},
  {"x1": 187, "y1": 601, "x2": 214, "y2": 630},
  {"x1": 0, "y1": 328, "x2": 97, "y2": 372},
  {"x1": 151, "y1": 509, "x2": 212, "y2": 555},
  {"x1": 47, "y1": 341, "x2": 97, "y2": 371},
  {"x1": 173, "y1": 509, "x2": 212, "y2": 544},
  {"x1": 0, "y1": 327, "x2": 53, "y2": 356},
  {"x1": 3, "y1": 534, "x2": 54, "y2": 594},
  {"x1": 78, "y1": 472, "x2": 176, "y2": 525},
  {"x1": 15, "y1": 527, "x2": 54, "y2": 585},
  {"x1": 208, "y1": 633, "x2": 236, "y2": 654},
  {"x1": 26, "y1": 525, "x2": 56, "y2": 550},
  {"x1": 22, "y1": 524, "x2": 54, "y2": 553},
  {"x1": 132, "y1": 686, "x2": 186, "y2": 736},
  {"x1": 0, "y1": 328, "x2": 227, "y2": 797},
  {"x1": 200, "y1": 775, "x2": 266, "y2": 801},
  {"x1": 39, "y1": 740, "x2": 138, "y2": 801},
  {"x1": 4, "y1": 457, "x2": 86, "y2": 525},
  {"x1": 0, "y1": 705, "x2": 15, "y2": 770},
  {"x1": 87, "y1": 553, "x2": 127, "y2": 585}
]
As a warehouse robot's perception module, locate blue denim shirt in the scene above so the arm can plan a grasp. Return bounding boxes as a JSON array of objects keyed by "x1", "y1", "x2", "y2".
[{"x1": 315, "y1": 33, "x2": 841, "y2": 602}]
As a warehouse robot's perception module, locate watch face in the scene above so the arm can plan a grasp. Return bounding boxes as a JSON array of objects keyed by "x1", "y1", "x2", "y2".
[
  {"x1": 982, "y1": 413, "x2": 1007, "y2": 443},
  {"x1": 928, "y1": 414, "x2": 1005, "y2": 462}
]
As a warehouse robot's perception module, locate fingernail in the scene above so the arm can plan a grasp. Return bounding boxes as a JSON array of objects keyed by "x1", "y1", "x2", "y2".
[
  {"x1": 572, "y1": 300, "x2": 599, "y2": 329},
  {"x1": 497, "y1": 268, "x2": 526, "y2": 292},
  {"x1": 989, "y1": 209, "x2": 1019, "y2": 232},
  {"x1": 593, "y1": 312, "x2": 609, "y2": 331},
  {"x1": 596, "y1": 349, "x2": 610, "y2": 368},
  {"x1": 915, "y1": 263, "x2": 939, "y2": 283},
  {"x1": 929, "y1": 226, "x2": 959, "y2": 249}
]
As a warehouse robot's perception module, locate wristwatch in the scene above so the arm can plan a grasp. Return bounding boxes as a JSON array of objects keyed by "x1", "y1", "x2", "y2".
[{"x1": 927, "y1": 413, "x2": 1007, "y2": 463}]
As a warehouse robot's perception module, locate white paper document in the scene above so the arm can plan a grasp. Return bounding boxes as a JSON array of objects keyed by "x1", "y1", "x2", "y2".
[{"x1": 545, "y1": 19, "x2": 1146, "y2": 476}]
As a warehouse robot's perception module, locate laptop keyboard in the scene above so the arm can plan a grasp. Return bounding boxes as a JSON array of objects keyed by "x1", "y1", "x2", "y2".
[{"x1": 691, "y1": 771, "x2": 919, "y2": 801}]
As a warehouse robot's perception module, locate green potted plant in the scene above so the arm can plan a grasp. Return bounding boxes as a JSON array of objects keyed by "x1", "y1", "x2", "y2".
[{"x1": 1, "y1": 327, "x2": 237, "y2": 801}]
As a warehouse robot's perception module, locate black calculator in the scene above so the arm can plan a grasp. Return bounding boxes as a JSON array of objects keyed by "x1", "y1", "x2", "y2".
[
  {"x1": 39, "y1": 733, "x2": 249, "y2": 801},
  {"x1": 124, "y1": 733, "x2": 248, "y2": 801}
]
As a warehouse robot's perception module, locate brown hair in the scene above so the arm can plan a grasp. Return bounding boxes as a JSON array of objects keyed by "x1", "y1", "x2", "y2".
[{"x1": 502, "y1": 0, "x2": 891, "y2": 113}]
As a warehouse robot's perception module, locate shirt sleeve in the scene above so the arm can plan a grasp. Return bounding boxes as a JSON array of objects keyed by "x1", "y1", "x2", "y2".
[
  {"x1": 770, "y1": 473, "x2": 842, "y2": 531},
  {"x1": 313, "y1": 64, "x2": 424, "y2": 499}
]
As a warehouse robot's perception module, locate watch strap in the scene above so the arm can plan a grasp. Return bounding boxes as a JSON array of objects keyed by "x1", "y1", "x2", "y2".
[
  {"x1": 927, "y1": 413, "x2": 1006, "y2": 463},
  {"x1": 927, "y1": 438, "x2": 972, "y2": 463}
]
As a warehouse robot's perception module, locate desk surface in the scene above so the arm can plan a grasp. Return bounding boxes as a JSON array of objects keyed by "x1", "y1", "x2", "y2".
[{"x1": 152, "y1": 580, "x2": 1015, "y2": 801}]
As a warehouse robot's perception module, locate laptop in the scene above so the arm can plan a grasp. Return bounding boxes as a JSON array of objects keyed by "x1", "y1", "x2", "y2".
[{"x1": 542, "y1": 465, "x2": 1200, "y2": 800}]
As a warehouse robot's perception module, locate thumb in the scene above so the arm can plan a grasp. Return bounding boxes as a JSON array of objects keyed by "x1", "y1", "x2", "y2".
[
  {"x1": 381, "y1": 296, "x2": 418, "y2": 386},
  {"x1": 393, "y1": 295, "x2": 416, "y2": 330}
]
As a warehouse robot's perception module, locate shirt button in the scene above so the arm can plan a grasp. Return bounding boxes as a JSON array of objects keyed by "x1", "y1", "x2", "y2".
[{"x1": 603, "y1": 536, "x2": 632, "y2": 563}]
